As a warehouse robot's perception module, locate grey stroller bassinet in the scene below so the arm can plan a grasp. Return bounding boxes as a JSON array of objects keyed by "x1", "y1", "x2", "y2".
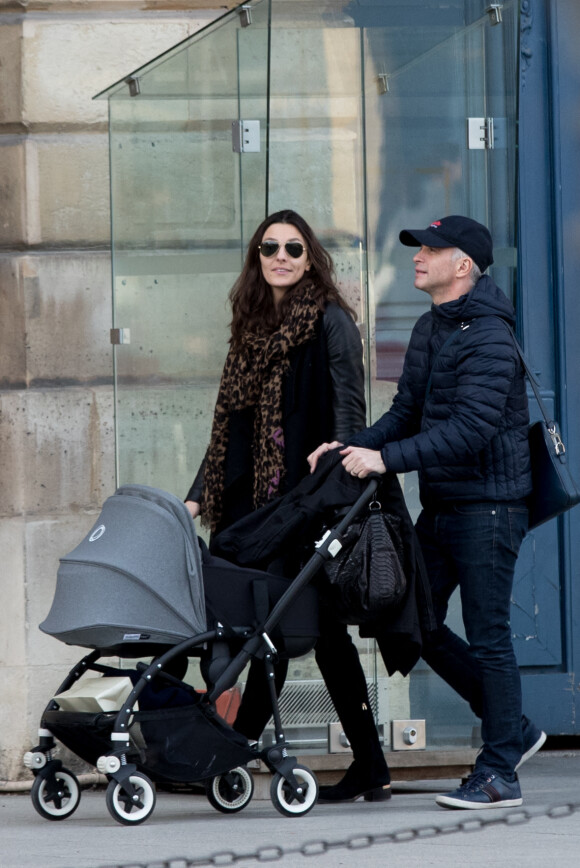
[{"x1": 24, "y1": 480, "x2": 378, "y2": 825}]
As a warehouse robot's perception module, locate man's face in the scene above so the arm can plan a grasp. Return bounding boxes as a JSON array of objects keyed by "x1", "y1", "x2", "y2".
[{"x1": 412, "y1": 245, "x2": 462, "y2": 298}]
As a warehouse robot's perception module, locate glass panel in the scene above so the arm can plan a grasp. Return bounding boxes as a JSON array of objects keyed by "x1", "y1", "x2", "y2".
[
  {"x1": 362, "y1": 0, "x2": 519, "y2": 749},
  {"x1": 109, "y1": 4, "x2": 269, "y2": 505}
]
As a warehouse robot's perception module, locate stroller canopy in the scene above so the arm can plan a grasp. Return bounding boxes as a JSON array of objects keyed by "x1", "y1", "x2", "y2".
[{"x1": 40, "y1": 485, "x2": 207, "y2": 649}]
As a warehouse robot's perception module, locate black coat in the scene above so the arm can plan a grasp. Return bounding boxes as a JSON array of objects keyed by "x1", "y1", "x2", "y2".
[
  {"x1": 212, "y1": 450, "x2": 436, "y2": 676},
  {"x1": 350, "y1": 276, "x2": 532, "y2": 508},
  {"x1": 186, "y1": 303, "x2": 365, "y2": 532}
]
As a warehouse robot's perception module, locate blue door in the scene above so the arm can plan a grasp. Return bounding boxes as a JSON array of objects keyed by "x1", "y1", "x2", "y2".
[{"x1": 516, "y1": 0, "x2": 580, "y2": 735}]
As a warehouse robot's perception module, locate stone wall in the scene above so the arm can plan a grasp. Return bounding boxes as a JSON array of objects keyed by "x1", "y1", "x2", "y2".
[{"x1": 0, "y1": 0, "x2": 234, "y2": 782}]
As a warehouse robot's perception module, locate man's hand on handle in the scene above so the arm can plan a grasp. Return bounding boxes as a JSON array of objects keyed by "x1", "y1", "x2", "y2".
[
  {"x1": 340, "y1": 446, "x2": 386, "y2": 478},
  {"x1": 307, "y1": 442, "x2": 386, "y2": 478}
]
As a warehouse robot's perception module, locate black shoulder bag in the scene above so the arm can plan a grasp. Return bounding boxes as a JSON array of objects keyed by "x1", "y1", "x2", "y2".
[{"x1": 502, "y1": 325, "x2": 580, "y2": 529}]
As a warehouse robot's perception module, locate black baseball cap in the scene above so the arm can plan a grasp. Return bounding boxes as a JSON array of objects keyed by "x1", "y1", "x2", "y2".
[{"x1": 399, "y1": 215, "x2": 494, "y2": 273}]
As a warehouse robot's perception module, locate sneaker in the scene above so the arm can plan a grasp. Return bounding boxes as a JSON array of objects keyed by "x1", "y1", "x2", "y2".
[
  {"x1": 516, "y1": 719, "x2": 547, "y2": 770},
  {"x1": 436, "y1": 769, "x2": 522, "y2": 810}
]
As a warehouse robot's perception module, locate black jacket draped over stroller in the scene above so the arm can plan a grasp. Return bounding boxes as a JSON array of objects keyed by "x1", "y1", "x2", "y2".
[{"x1": 213, "y1": 449, "x2": 436, "y2": 676}]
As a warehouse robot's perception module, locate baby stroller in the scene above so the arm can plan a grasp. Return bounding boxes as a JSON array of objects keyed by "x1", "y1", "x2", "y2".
[{"x1": 23, "y1": 478, "x2": 379, "y2": 826}]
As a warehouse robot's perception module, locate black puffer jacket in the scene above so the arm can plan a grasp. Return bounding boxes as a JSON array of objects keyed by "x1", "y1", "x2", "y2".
[{"x1": 350, "y1": 276, "x2": 532, "y2": 506}]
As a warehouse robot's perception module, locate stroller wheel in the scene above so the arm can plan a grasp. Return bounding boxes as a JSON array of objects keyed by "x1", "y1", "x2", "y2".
[
  {"x1": 31, "y1": 768, "x2": 81, "y2": 821},
  {"x1": 270, "y1": 765, "x2": 318, "y2": 817},
  {"x1": 205, "y1": 767, "x2": 254, "y2": 813},
  {"x1": 105, "y1": 773, "x2": 156, "y2": 825}
]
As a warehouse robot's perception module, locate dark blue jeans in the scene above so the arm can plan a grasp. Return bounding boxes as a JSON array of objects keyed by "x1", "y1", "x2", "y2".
[{"x1": 416, "y1": 501, "x2": 529, "y2": 780}]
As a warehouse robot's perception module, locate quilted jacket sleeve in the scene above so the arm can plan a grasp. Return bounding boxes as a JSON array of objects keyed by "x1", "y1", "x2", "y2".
[{"x1": 381, "y1": 318, "x2": 519, "y2": 475}]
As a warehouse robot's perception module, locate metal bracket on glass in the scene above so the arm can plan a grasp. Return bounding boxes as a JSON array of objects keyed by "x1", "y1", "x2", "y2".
[
  {"x1": 239, "y1": 4, "x2": 253, "y2": 27},
  {"x1": 486, "y1": 4, "x2": 503, "y2": 25},
  {"x1": 110, "y1": 328, "x2": 131, "y2": 345},
  {"x1": 467, "y1": 117, "x2": 495, "y2": 150},
  {"x1": 232, "y1": 120, "x2": 261, "y2": 153},
  {"x1": 377, "y1": 73, "x2": 390, "y2": 94},
  {"x1": 125, "y1": 76, "x2": 140, "y2": 97}
]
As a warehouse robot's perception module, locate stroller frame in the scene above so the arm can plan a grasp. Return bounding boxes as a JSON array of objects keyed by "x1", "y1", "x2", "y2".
[{"x1": 24, "y1": 478, "x2": 379, "y2": 825}]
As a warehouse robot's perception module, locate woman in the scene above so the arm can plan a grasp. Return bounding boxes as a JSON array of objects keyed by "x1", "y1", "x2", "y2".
[{"x1": 185, "y1": 210, "x2": 391, "y2": 802}]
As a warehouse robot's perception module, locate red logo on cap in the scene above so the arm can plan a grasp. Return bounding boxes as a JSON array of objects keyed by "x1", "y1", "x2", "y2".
[{"x1": 430, "y1": 221, "x2": 442, "y2": 228}]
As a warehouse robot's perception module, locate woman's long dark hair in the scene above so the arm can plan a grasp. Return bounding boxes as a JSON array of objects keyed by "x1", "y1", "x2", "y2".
[{"x1": 229, "y1": 209, "x2": 355, "y2": 348}]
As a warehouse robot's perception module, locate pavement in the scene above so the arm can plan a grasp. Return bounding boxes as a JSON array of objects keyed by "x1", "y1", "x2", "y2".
[{"x1": 1, "y1": 751, "x2": 580, "y2": 868}]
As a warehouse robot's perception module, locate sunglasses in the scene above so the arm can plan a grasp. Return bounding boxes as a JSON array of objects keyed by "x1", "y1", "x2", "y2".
[{"x1": 258, "y1": 241, "x2": 306, "y2": 259}]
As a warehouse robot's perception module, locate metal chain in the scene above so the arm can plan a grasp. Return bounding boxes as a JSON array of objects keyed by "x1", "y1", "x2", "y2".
[{"x1": 95, "y1": 801, "x2": 580, "y2": 868}]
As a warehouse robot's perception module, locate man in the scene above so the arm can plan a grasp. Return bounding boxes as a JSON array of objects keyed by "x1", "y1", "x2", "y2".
[{"x1": 309, "y1": 215, "x2": 546, "y2": 809}]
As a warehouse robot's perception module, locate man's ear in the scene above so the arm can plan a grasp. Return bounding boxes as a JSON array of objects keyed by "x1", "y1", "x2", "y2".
[{"x1": 456, "y1": 256, "x2": 472, "y2": 277}]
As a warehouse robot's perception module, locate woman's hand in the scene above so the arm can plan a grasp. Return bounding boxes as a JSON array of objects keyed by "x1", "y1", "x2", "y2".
[
  {"x1": 185, "y1": 500, "x2": 201, "y2": 519},
  {"x1": 307, "y1": 441, "x2": 343, "y2": 473},
  {"x1": 340, "y1": 446, "x2": 386, "y2": 478}
]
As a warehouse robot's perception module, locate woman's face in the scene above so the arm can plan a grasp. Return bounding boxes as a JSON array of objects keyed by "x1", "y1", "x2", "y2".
[{"x1": 259, "y1": 223, "x2": 311, "y2": 295}]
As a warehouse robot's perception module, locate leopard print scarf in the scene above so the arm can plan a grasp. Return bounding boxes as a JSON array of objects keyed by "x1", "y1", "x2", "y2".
[{"x1": 200, "y1": 285, "x2": 321, "y2": 532}]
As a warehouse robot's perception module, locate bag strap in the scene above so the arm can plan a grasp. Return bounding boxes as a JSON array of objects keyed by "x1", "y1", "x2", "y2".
[
  {"x1": 495, "y1": 317, "x2": 571, "y2": 463},
  {"x1": 492, "y1": 318, "x2": 554, "y2": 428},
  {"x1": 424, "y1": 320, "x2": 472, "y2": 401}
]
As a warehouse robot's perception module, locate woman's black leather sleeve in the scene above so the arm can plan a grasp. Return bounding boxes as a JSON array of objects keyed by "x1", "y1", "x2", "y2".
[
  {"x1": 322, "y1": 303, "x2": 367, "y2": 441},
  {"x1": 185, "y1": 455, "x2": 206, "y2": 502}
]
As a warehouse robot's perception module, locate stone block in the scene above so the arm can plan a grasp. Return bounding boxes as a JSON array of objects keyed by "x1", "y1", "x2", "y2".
[
  {"x1": 34, "y1": 133, "x2": 110, "y2": 245},
  {"x1": 1, "y1": 132, "x2": 110, "y2": 249},
  {"x1": 0, "y1": 20, "x2": 22, "y2": 124},
  {"x1": 0, "y1": 660, "x2": 93, "y2": 781},
  {"x1": 21, "y1": 16, "x2": 222, "y2": 125},
  {"x1": 17, "y1": 251, "x2": 113, "y2": 386},
  {"x1": 112, "y1": 261, "x2": 233, "y2": 380},
  {"x1": 0, "y1": 518, "x2": 26, "y2": 667},
  {"x1": 0, "y1": 385, "x2": 115, "y2": 516},
  {"x1": 109, "y1": 125, "x2": 241, "y2": 248},
  {"x1": 27, "y1": 662, "x2": 92, "y2": 770},
  {"x1": 0, "y1": 141, "x2": 26, "y2": 246},
  {"x1": 0, "y1": 256, "x2": 26, "y2": 389},
  {"x1": 0, "y1": 667, "x2": 29, "y2": 781},
  {"x1": 5, "y1": 0, "x2": 233, "y2": 10},
  {"x1": 2, "y1": 249, "x2": 113, "y2": 405},
  {"x1": 25, "y1": 512, "x2": 103, "y2": 665},
  {"x1": 115, "y1": 382, "x2": 220, "y2": 502}
]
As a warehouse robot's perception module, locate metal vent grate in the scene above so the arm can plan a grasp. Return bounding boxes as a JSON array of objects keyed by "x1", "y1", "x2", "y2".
[{"x1": 274, "y1": 679, "x2": 378, "y2": 726}]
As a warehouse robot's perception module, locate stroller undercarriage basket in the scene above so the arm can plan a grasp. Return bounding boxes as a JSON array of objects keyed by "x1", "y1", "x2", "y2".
[{"x1": 42, "y1": 700, "x2": 254, "y2": 785}]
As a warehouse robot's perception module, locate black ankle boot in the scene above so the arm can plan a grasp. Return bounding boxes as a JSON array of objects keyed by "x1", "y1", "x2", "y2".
[{"x1": 318, "y1": 761, "x2": 391, "y2": 803}]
